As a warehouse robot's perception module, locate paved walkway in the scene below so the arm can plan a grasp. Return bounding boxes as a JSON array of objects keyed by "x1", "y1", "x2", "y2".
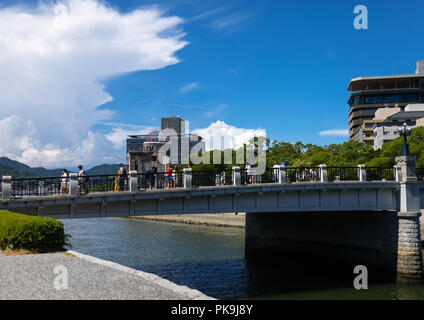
[{"x1": 0, "y1": 250, "x2": 213, "y2": 300}]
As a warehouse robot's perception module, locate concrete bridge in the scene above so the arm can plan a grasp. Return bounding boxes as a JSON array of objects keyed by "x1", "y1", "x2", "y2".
[{"x1": 1, "y1": 160, "x2": 424, "y2": 284}]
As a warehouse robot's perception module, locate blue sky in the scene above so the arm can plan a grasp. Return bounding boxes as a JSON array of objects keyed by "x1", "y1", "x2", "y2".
[
  {"x1": 0, "y1": 0, "x2": 423, "y2": 168},
  {"x1": 99, "y1": 0, "x2": 424, "y2": 144}
]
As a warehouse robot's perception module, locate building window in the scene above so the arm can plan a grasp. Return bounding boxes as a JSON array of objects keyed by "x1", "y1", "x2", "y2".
[
  {"x1": 406, "y1": 94, "x2": 419, "y2": 102},
  {"x1": 384, "y1": 95, "x2": 404, "y2": 103},
  {"x1": 353, "y1": 96, "x2": 363, "y2": 106},
  {"x1": 365, "y1": 96, "x2": 383, "y2": 104}
]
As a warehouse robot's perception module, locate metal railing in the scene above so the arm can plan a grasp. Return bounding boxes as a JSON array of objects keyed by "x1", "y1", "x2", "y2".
[
  {"x1": 137, "y1": 171, "x2": 183, "y2": 190},
  {"x1": 192, "y1": 170, "x2": 233, "y2": 187},
  {"x1": 83, "y1": 174, "x2": 117, "y2": 193},
  {"x1": 327, "y1": 167, "x2": 358, "y2": 182},
  {"x1": 365, "y1": 167, "x2": 395, "y2": 181},
  {"x1": 11, "y1": 177, "x2": 63, "y2": 198},
  {"x1": 285, "y1": 167, "x2": 321, "y2": 183},
  {"x1": 241, "y1": 167, "x2": 280, "y2": 184}
]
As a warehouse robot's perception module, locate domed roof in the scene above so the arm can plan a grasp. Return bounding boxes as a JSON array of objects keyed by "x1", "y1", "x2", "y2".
[{"x1": 144, "y1": 131, "x2": 161, "y2": 142}]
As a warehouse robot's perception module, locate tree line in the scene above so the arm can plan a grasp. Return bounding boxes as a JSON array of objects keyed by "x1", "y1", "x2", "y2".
[{"x1": 186, "y1": 127, "x2": 424, "y2": 170}]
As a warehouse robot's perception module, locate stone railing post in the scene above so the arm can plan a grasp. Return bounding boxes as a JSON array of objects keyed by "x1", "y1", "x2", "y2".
[
  {"x1": 232, "y1": 166, "x2": 241, "y2": 186},
  {"x1": 69, "y1": 173, "x2": 78, "y2": 196},
  {"x1": 358, "y1": 165, "x2": 367, "y2": 182},
  {"x1": 129, "y1": 171, "x2": 138, "y2": 192},
  {"x1": 319, "y1": 165, "x2": 328, "y2": 183},
  {"x1": 395, "y1": 154, "x2": 423, "y2": 284},
  {"x1": 274, "y1": 165, "x2": 287, "y2": 183},
  {"x1": 1, "y1": 176, "x2": 11, "y2": 200},
  {"x1": 183, "y1": 168, "x2": 192, "y2": 189},
  {"x1": 394, "y1": 165, "x2": 402, "y2": 182}
]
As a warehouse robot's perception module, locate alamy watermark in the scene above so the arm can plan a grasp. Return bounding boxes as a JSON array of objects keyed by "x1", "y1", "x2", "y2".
[
  {"x1": 353, "y1": 265, "x2": 368, "y2": 290},
  {"x1": 354, "y1": 5, "x2": 368, "y2": 30},
  {"x1": 53, "y1": 265, "x2": 68, "y2": 290}
]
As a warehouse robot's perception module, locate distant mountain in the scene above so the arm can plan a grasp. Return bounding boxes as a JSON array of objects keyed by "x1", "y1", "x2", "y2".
[
  {"x1": 86, "y1": 164, "x2": 120, "y2": 175},
  {"x1": 0, "y1": 157, "x2": 123, "y2": 178},
  {"x1": 0, "y1": 164, "x2": 35, "y2": 178},
  {"x1": 0, "y1": 157, "x2": 62, "y2": 177}
]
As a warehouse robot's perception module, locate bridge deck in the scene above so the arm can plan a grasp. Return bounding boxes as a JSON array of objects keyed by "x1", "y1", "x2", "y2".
[{"x1": 1, "y1": 181, "x2": 419, "y2": 219}]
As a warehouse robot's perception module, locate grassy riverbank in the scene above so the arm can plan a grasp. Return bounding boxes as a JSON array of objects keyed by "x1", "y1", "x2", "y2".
[{"x1": 0, "y1": 210, "x2": 70, "y2": 253}]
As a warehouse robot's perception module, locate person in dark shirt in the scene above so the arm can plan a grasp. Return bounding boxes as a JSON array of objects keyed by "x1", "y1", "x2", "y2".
[{"x1": 147, "y1": 167, "x2": 156, "y2": 190}]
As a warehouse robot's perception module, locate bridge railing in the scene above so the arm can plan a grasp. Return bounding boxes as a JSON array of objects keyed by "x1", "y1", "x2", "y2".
[
  {"x1": 327, "y1": 167, "x2": 359, "y2": 182},
  {"x1": 83, "y1": 174, "x2": 116, "y2": 193},
  {"x1": 191, "y1": 170, "x2": 233, "y2": 187},
  {"x1": 0, "y1": 165, "x2": 410, "y2": 200},
  {"x1": 285, "y1": 167, "x2": 321, "y2": 183},
  {"x1": 365, "y1": 167, "x2": 396, "y2": 181},
  {"x1": 137, "y1": 171, "x2": 183, "y2": 190},
  {"x1": 241, "y1": 167, "x2": 280, "y2": 185},
  {"x1": 10, "y1": 176, "x2": 63, "y2": 198}
]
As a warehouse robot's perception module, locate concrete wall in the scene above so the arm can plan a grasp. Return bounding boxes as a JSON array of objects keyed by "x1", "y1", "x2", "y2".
[
  {"x1": 405, "y1": 104, "x2": 424, "y2": 112},
  {"x1": 416, "y1": 117, "x2": 424, "y2": 127},
  {"x1": 374, "y1": 107, "x2": 401, "y2": 120},
  {"x1": 245, "y1": 211, "x2": 399, "y2": 279}
]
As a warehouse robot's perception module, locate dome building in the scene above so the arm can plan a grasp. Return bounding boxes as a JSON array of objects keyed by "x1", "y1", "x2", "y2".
[{"x1": 126, "y1": 117, "x2": 205, "y2": 173}]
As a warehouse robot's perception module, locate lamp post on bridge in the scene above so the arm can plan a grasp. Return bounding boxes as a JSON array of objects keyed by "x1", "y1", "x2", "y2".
[
  {"x1": 395, "y1": 122, "x2": 423, "y2": 284},
  {"x1": 398, "y1": 122, "x2": 412, "y2": 157}
]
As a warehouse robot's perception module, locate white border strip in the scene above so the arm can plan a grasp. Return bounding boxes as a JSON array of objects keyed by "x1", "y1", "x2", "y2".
[{"x1": 68, "y1": 250, "x2": 215, "y2": 300}]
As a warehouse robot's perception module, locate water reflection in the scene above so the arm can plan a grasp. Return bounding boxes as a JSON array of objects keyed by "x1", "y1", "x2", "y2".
[{"x1": 61, "y1": 218, "x2": 424, "y2": 300}]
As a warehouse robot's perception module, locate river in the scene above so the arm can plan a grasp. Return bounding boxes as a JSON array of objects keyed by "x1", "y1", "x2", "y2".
[{"x1": 61, "y1": 217, "x2": 424, "y2": 300}]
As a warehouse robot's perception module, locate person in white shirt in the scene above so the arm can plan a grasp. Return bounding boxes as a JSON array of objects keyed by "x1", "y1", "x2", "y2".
[
  {"x1": 245, "y1": 161, "x2": 251, "y2": 184},
  {"x1": 78, "y1": 165, "x2": 88, "y2": 194},
  {"x1": 60, "y1": 169, "x2": 69, "y2": 195},
  {"x1": 117, "y1": 163, "x2": 127, "y2": 191}
]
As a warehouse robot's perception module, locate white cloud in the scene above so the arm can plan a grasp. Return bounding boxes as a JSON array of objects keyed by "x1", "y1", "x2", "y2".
[
  {"x1": 178, "y1": 82, "x2": 199, "y2": 94},
  {"x1": 192, "y1": 121, "x2": 266, "y2": 151},
  {"x1": 105, "y1": 125, "x2": 157, "y2": 150},
  {"x1": 318, "y1": 129, "x2": 349, "y2": 137},
  {"x1": 0, "y1": 0, "x2": 187, "y2": 168}
]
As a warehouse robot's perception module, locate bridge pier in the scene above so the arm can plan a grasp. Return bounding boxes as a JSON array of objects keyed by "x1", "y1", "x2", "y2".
[
  {"x1": 245, "y1": 211, "x2": 400, "y2": 281},
  {"x1": 397, "y1": 213, "x2": 423, "y2": 283}
]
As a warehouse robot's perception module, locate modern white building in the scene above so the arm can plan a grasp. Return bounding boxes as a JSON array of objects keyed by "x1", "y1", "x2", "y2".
[{"x1": 373, "y1": 104, "x2": 424, "y2": 150}]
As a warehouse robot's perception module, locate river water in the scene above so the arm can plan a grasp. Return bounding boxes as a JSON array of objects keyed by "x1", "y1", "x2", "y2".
[{"x1": 61, "y1": 218, "x2": 424, "y2": 300}]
